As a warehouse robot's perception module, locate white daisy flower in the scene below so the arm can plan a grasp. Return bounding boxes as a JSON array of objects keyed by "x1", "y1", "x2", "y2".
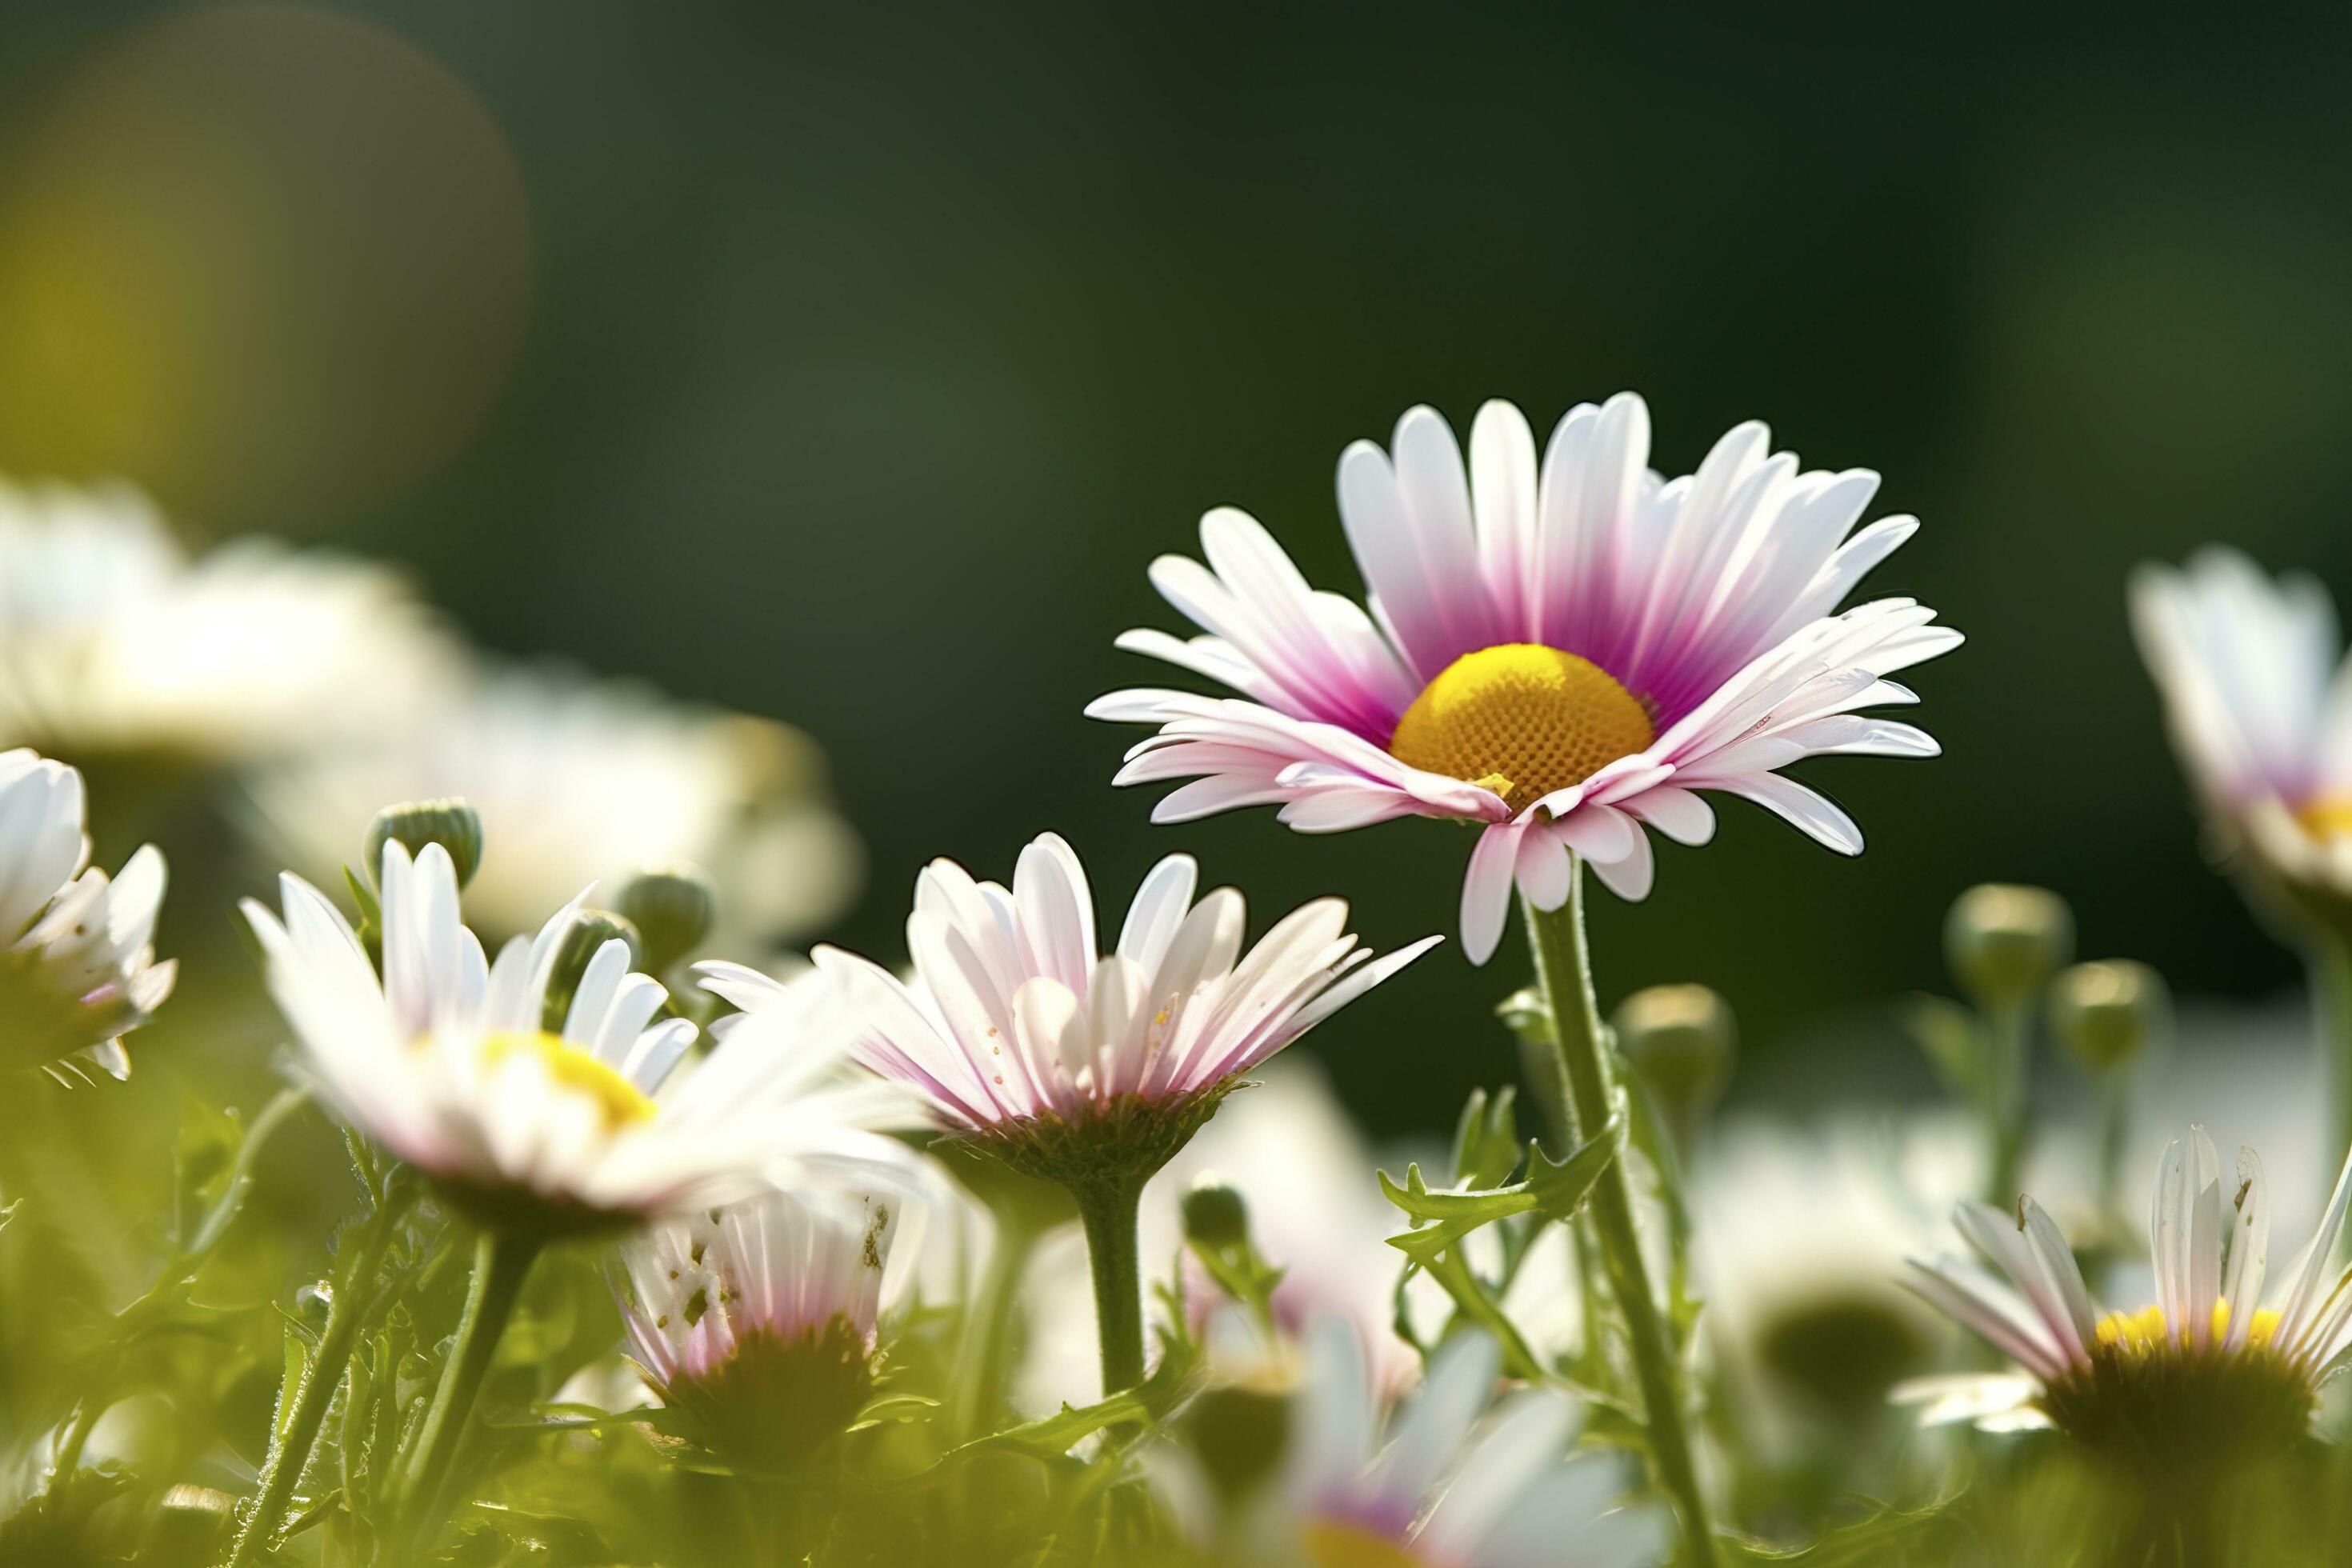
[
  {"x1": 1902, "y1": 1125, "x2": 2352, "y2": 1478},
  {"x1": 0, "y1": 749, "x2": 174, "y2": 1082},
  {"x1": 240, "y1": 840, "x2": 900, "y2": 1235},
  {"x1": 1090, "y1": 396, "x2": 1960, "y2": 962},
  {"x1": 2132, "y1": 546, "x2": 2352, "y2": 901},
  {"x1": 711, "y1": 833, "x2": 1437, "y2": 1180},
  {"x1": 250, "y1": 661, "x2": 859, "y2": 948},
  {"x1": 1180, "y1": 1320, "x2": 1668, "y2": 1568},
  {"x1": 0, "y1": 478, "x2": 454, "y2": 766},
  {"x1": 613, "y1": 1175, "x2": 910, "y2": 1467}
]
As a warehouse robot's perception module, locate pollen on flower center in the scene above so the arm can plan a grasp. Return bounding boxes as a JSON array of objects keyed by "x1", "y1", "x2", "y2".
[
  {"x1": 1301, "y1": 1520, "x2": 1427, "y2": 1568},
  {"x1": 2093, "y1": 1299, "x2": 2281, "y2": 1357},
  {"x1": 2295, "y1": 794, "x2": 2352, "y2": 842},
  {"x1": 1388, "y1": 643, "x2": 1654, "y2": 813},
  {"x1": 480, "y1": 1030, "x2": 655, "y2": 1131}
]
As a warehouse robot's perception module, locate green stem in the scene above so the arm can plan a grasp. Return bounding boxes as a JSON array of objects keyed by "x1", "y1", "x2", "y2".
[
  {"x1": 226, "y1": 1190, "x2": 410, "y2": 1568},
  {"x1": 1522, "y1": 881, "x2": 1718, "y2": 1568},
  {"x1": 2096, "y1": 1074, "x2": 2130, "y2": 1238},
  {"x1": 2314, "y1": 933, "x2": 2352, "y2": 1170},
  {"x1": 1984, "y1": 999, "x2": 2031, "y2": 1207},
  {"x1": 1070, "y1": 1176, "x2": 1147, "y2": 1399},
  {"x1": 49, "y1": 1395, "x2": 105, "y2": 1493},
  {"x1": 397, "y1": 1228, "x2": 541, "y2": 1555},
  {"x1": 956, "y1": 1218, "x2": 1038, "y2": 1441}
]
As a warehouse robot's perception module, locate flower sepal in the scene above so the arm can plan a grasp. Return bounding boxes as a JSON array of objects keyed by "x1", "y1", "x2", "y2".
[{"x1": 959, "y1": 1083, "x2": 1245, "y2": 1194}]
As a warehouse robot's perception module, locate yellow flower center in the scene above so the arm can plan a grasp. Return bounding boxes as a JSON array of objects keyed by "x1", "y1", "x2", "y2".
[
  {"x1": 2296, "y1": 794, "x2": 2352, "y2": 841},
  {"x1": 480, "y1": 1030, "x2": 656, "y2": 1132},
  {"x1": 1302, "y1": 1521, "x2": 1428, "y2": 1568},
  {"x1": 2093, "y1": 1299, "x2": 2280, "y2": 1357},
  {"x1": 1388, "y1": 644, "x2": 1654, "y2": 814}
]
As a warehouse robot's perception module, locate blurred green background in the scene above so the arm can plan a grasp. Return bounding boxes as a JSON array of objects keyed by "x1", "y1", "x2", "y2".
[{"x1": 3, "y1": 1, "x2": 2349, "y2": 1138}]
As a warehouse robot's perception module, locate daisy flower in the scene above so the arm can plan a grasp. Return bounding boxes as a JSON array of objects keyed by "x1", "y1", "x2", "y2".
[
  {"x1": 1090, "y1": 395, "x2": 1960, "y2": 962},
  {"x1": 0, "y1": 478, "x2": 454, "y2": 768},
  {"x1": 710, "y1": 832, "x2": 1438, "y2": 1185},
  {"x1": 1902, "y1": 1125, "x2": 2352, "y2": 1480},
  {"x1": 0, "y1": 749, "x2": 174, "y2": 1082},
  {"x1": 614, "y1": 1174, "x2": 912, "y2": 1467},
  {"x1": 2131, "y1": 547, "x2": 2352, "y2": 905},
  {"x1": 1165, "y1": 1319, "x2": 1668, "y2": 1568},
  {"x1": 241, "y1": 839, "x2": 900, "y2": 1237},
  {"x1": 250, "y1": 661, "x2": 859, "y2": 950}
]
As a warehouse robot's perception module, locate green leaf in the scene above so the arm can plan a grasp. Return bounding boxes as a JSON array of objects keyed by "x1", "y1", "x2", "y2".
[
  {"x1": 1380, "y1": 1108, "x2": 1626, "y2": 1263},
  {"x1": 937, "y1": 1335, "x2": 1203, "y2": 1464}
]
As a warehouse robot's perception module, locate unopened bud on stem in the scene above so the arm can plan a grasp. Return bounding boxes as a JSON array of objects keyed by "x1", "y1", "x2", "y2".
[
  {"x1": 366, "y1": 798, "x2": 483, "y2": 890},
  {"x1": 1944, "y1": 884, "x2": 2073, "y2": 1010},
  {"x1": 2049, "y1": 960, "x2": 2166, "y2": 1076},
  {"x1": 541, "y1": 909, "x2": 643, "y2": 1034},
  {"x1": 618, "y1": 862, "x2": 718, "y2": 973},
  {"x1": 1615, "y1": 984, "x2": 1736, "y2": 1152}
]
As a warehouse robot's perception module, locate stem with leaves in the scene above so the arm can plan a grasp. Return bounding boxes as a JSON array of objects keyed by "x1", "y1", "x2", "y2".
[
  {"x1": 1521, "y1": 878, "x2": 1718, "y2": 1568},
  {"x1": 225, "y1": 1150, "x2": 413, "y2": 1568},
  {"x1": 394, "y1": 1227, "x2": 542, "y2": 1558}
]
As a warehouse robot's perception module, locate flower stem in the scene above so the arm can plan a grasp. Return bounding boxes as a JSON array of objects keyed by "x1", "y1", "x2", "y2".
[
  {"x1": 956, "y1": 1217, "x2": 1038, "y2": 1440},
  {"x1": 226, "y1": 1187, "x2": 412, "y2": 1568},
  {"x1": 1070, "y1": 1174, "x2": 1148, "y2": 1399},
  {"x1": 1522, "y1": 880, "x2": 1718, "y2": 1568},
  {"x1": 2313, "y1": 930, "x2": 2352, "y2": 1167},
  {"x1": 397, "y1": 1228, "x2": 541, "y2": 1555},
  {"x1": 1984, "y1": 998, "x2": 2032, "y2": 1206}
]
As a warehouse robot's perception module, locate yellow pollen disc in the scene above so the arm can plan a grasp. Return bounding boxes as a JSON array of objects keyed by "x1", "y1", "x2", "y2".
[
  {"x1": 1302, "y1": 1521, "x2": 1427, "y2": 1568},
  {"x1": 2296, "y1": 794, "x2": 2352, "y2": 842},
  {"x1": 480, "y1": 1030, "x2": 656, "y2": 1132},
  {"x1": 1388, "y1": 644, "x2": 1654, "y2": 814},
  {"x1": 2093, "y1": 1299, "x2": 2280, "y2": 1356}
]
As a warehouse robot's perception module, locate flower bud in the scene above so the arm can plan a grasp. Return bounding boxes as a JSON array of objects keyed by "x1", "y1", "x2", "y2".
[
  {"x1": 1183, "y1": 1382, "x2": 1294, "y2": 1504},
  {"x1": 2049, "y1": 960, "x2": 2167, "y2": 1077},
  {"x1": 541, "y1": 909, "x2": 643, "y2": 1034},
  {"x1": 1182, "y1": 1178, "x2": 1251, "y2": 1252},
  {"x1": 618, "y1": 862, "x2": 718, "y2": 973},
  {"x1": 1615, "y1": 984, "x2": 1736, "y2": 1127},
  {"x1": 1943, "y1": 884, "x2": 2074, "y2": 1010},
  {"x1": 365, "y1": 798, "x2": 483, "y2": 890}
]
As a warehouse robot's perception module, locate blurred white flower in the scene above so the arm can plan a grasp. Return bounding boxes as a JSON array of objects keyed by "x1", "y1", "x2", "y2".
[
  {"x1": 0, "y1": 478, "x2": 454, "y2": 766},
  {"x1": 251, "y1": 662, "x2": 861, "y2": 948},
  {"x1": 0, "y1": 748, "x2": 174, "y2": 1081},
  {"x1": 1693, "y1": 1114, "x2": 1968, "y2": 1448},
  {"x1": 2133, "y1": 547, "x2": 2352, "y2": 901},
  {"x1": 240, "y1": 840, "x2": 904, "y2": 1234},
  {"x1": 1160, "y1": 1320, "x2": 1667, "y2": 1568}
]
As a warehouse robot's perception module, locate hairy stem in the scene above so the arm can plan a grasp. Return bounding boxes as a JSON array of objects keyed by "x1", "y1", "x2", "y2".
[
  {"x1": 1070, "y1": 1175, "x2": 1147, "y2": 1400},
  {"x1": 1522, "y1": 880, "x2": 1718, "y2": 1568},
  {"x1": 226, "y1": 1186, "x2": 410, "y2": 1568},
  {"x1": 396, "y1": 1228, "x2": 540, "y2": 1556}
]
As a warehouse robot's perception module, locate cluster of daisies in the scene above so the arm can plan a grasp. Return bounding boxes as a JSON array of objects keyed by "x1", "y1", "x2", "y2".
[{"x1": 17, "y1": 390, "x2": 2352, "y2": 1565}]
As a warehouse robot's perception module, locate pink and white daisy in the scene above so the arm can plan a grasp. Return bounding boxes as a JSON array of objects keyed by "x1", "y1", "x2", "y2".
[
  {"x1": 614, "y1": 1174, "x2": 911, "y2": 1466},
  {"x1": 1090, "y1": 396, "x2": 1961, "y2": 962},
  {"x1": 703, "y1": 833, "x2": 1436, "y2": 1177},
  {"x1": 242, "y1": 841, "x2": 902, "y2": 1235},
  {"x1": 1901, "y1": 1126, "x2": 2352, "y2": 1477},
  {"x1": 2131, "y1": 547, "x2": 2352, "y2": 900},
  {"x1": 0, "y1": 749, "x2": 174, "y2": 1082}
]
